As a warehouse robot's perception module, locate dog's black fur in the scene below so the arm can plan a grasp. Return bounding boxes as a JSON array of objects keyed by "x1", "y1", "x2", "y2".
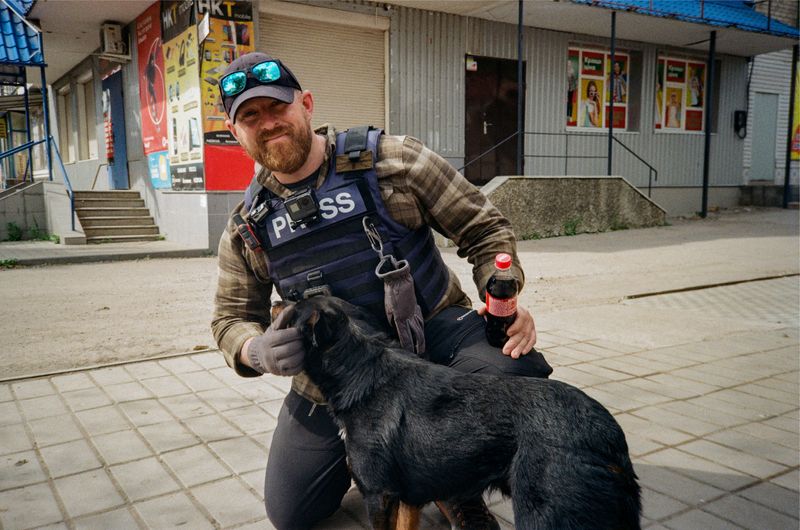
[{"x1": 285, "y1": 296, "x2": 641, "y2": 530}]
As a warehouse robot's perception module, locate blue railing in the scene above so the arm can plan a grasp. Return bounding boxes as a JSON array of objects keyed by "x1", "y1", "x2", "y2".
[{"x1": 0, "y1": 136, "x2": 76, "y2": 231}]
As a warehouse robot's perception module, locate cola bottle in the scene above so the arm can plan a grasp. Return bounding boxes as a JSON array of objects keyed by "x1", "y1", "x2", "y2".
[{"x1": 485, "y1": 253, "x2": 518, "y2": 347}]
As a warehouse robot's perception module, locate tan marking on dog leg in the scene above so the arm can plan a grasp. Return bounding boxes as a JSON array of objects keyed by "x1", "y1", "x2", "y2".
[{"x1": 395, "y1": 502, "x2": 420, "y2": 530}]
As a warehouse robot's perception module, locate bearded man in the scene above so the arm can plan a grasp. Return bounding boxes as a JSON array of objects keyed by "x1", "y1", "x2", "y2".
[{"x1": 212, "y1": 52, "x2": 552, "y2": 530}]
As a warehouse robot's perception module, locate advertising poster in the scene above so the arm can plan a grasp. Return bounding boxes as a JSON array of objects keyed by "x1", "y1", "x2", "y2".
[
  {"x1": 686, "y1": 63, "x2": 705, "y2": 108},
  {"x1": 664, "y1": 87, "x2": 683, "y2": 129},
  {"x1": 792, "y1": 65, "x2": 799, "y2": 161},
  {"x1": 658, "y1": 56, "x2": 706, "y2": 133},
  {"x1": 567, "y1": 50, "x2": 579, "y2": 127},
  {"x1": 580, "y1": 78, "x2": 603, "y2": 128},
  {"x1": 666, "y1": 60, "x2": 685, "y2": 84},
  {"x1": 581, "y1": 51, "x2": 604, "y2": 77},
  {"x1": 655, "y1": 60, "x2": 664, "y2": 129},
  {"x1": 136, "y1": 2, "x2": 170, "y2": 189},
  {"x1": 197, "y1": 1, "x2": 258, "y2": 191},
  {"x1": 606, "y1": 55, "x2": 628, "y2": 104},
  {"x1": 162, "y1": 0, "x2": 204, "y2": 190},
  {"x1": 685, "y1": 110, "x2": 703, "y2": 132}
]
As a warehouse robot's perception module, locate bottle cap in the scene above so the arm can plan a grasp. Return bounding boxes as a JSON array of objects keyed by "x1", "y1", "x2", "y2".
[{"x1": 495, "y1": 253, "x2": 512, "y2": 270}]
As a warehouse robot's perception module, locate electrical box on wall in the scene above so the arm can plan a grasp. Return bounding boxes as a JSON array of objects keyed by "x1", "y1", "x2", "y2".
[{"x1": 101, "y1": 23, "x2": 126, "y2": 56}]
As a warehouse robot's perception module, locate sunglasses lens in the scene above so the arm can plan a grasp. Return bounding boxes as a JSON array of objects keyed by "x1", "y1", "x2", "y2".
[
  {"x1": 221, "y1": 72, "x2": 247, "y2": 97},
  {"x1": 252, "y1": 61, "x2": 281, "y2": 83}
]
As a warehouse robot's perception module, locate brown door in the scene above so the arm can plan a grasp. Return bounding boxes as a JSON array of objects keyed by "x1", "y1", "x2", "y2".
[{"x1": 464, "y1": 55, "x2": 525, "y2": 185}]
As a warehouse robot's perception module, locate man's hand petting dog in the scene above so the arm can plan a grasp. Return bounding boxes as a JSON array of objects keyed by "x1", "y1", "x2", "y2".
[
  {"x1": 244, "y1": 308, "x2": 305, "y2": 376},
  {"x1": 477, "y1": 305, "x2": 538, "y2": 358}
]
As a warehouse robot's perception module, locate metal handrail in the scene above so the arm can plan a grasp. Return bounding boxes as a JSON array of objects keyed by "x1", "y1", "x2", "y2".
[
  {"x1": 47, "y1": 135, "x2": 76, "y2": 231},
  {"x1": 458, "y1": 130, "x2": 658, "y2": 198},
  {"x1": 0, "y1": 138, "x2": 45, "y2": 186}
]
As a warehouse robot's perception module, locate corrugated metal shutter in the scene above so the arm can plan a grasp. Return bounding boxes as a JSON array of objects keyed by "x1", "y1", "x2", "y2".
[{"x1": 258, "y1": 14, "x2": 385, "y2": 130}]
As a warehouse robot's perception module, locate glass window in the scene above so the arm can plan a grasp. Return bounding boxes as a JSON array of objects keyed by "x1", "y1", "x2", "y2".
[
  {"x1": 57, "y1": 87, "x2": 75, "y2": 163},
  {"x1": 567, "y1": 46, "x2": 632, "y2": 131},
  {"x1": 655, "y1": 56, "x2": 706, "y2": 133},
  {"x1": 77, "y1": 76, "x2": 98, "y2": 160}
]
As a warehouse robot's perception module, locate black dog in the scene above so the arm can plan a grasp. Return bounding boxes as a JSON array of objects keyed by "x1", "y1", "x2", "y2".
[{"x1": 283, "y1": 296, "x2": 641, "y2": 530}]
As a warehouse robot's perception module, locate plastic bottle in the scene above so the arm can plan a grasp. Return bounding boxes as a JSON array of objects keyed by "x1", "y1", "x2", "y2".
[{"x1": 485, "y1": 253, "x2": 518, "y2": 347}]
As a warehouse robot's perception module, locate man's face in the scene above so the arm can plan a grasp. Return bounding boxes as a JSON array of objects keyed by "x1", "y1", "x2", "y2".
[{"x1": 226, "y1": 92, "x2": 313, "y2": 174}]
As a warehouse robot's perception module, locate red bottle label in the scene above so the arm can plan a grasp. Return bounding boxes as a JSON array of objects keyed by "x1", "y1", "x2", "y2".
[{"x1": 486, "y1": 293, "x2": 517, "y2": 317}]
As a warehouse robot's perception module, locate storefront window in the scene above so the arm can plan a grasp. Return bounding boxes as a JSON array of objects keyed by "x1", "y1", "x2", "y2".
[
  {"x1": 567, "y1": 46, "x2": 630, "y2": 131},
  {"x1": 655, "y1": 56, "x2": 706, "y2": 133}
]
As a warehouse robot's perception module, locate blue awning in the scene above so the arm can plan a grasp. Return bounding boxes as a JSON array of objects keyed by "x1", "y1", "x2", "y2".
[
  {"x1": 571, "y1": 0, "x2": 799, "y2": 38},
  {"x1": 0, "y1": 0, "x2": 42, "y2": 67}
]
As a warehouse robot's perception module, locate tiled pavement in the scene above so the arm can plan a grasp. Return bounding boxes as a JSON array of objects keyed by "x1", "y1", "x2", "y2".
[{"x1": 1, "y1": 277, "x2": 798, "y2": 529}]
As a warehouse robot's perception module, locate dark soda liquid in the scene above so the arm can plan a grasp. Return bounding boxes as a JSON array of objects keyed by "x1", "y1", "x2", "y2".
[{"x1": 485, "y1": 273, "x2": 517, "y2": 347}]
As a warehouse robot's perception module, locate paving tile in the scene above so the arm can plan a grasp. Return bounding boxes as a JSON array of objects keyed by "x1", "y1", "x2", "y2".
[
  {"x1": 191, "y1": 477, "x2": 266, "y2": 527},
  {"x1": 60, "y1": 386, "x2": 113, "y2": 412},
  {"x1": 640, "y1": 449, "x2": 756, "y2": 492},
  {"x1": 110, "y1": 457, "x2": 181, "y2": 502},
  {"x1": 677, "y1": 440, "x2": 787, "y2": 479},
  {"x1": 0, "y1": 422, "x2": 32, "y2": 455},
  {"x1": 662, "y1": 508, "x2": 745, "y2": 530},
  {"x1": 12, "y1": 379, "x2": 55, "y2": 399},
  {"x1": 124, "y1": 361, "x2": 170, "y2": 380},
  {"x1": 73, "y1": 508, "x2": 141, "y2": 530},
  {"x1": 75, "y1": 405, "x2": 130, "y2": 436},
  {"x1": 702, "y1": 493, "x2": 797, "y2": 530},
  {"x1": 28, "y1": 414, "x2": 83, "y2": 447},
  {"x1": 38, "y1": 439, "x2": 102, "y2": 478},
  {"x1": 0, "y1": 384, "x2": 12, "y2": 402},
  {"x1": 0, "y1": 400, "x2": 23, "y2": 426},
  {"x1": 644, "y1": 373, "x2": 718, "y2": 398},
  {"x1": 240, "y1": 469, "x2": 266, "y2": 499},
  {"x1": 191, "y1": 351, "x2": 228, "y2": 370},
  {"x1": 90, "y1": 366, "x2": 133, "y2": 386},
  {"x1": 118, "y1": 399, "x2": 173, "y2": 427},
  {"x1": 232, "y1": 380, "x2": 288, "y2": 403},
  {"x1": 621, "y1": 377, "x2": 697, "y2": 401},
  {"x1": 224, "y1": 404, "x2": 279, "y2": 435},
  {"x1": 209, "y1": 436, "x2": 267, "y2": 474},
  {"x1": 0, "y1": 482, "x2": 63, "y2": 529},
  {"x1": 683, "y1": 395, "x2": 765, "y2": 422},
  {"x1": 197, "y1": 387, "x2": 252, "y2": 412},
  {"x1": 18, "y1": 394, "x2": 68, "y2": 421},
  {"x1": 0, "y1": 450, "x2": 46, "y2": 490},
  {"x1": 631, "y1": 407, "x2": 718, "y2": 437},
  {"x1": 51, "y1": 373, "x2": 95, "y2": 393},
  {"x1": 707, "y1": 429, "x2": 799, "y2": 467},
  {"x1": 137, "y1": 420, "x2": 198, "y2": 453},
  {"x1": 551, "y1": 365, "x2": 610, "y2": 387},
  {"x1": 640, "y1": 487, "x2": 689, "y2": 520},
  {"x1": 92, "y1": 430, "x2": 153, "y2": 465},
  {"x1": 736, "y1": 381, "x2": 798, "y2": 406},
  {"x1": 594, "y1": 357, "x2": 660, "y2": 377},
  {"x1": 134, "y1": 491, "x2": 214, "y2": 529},
  {"x1": 54, "y1": 469, "x2": 125, "y2": 518},
  {"x1": 770, "y1": 469, "x2": 798, "y2": 491},
  {"x1": 177, "y1": 370, "x2": 226, "y2": 392},
  {"x1": 661, "y1": 400, "x2": 747, "y2": 428},
  {"x1": 162, "y1": 445, "x2": 231, "y2": 487},
  {"x1": 104, "y1": 381, "x2": 152, "y2": 403},
  {"x1": 738, "y1": 481, "x2": 799, "y2": 518},
  {"x1": 635, "y1": 463, "x2": 724, "y2": 504},
  {"x1": 235, "y1": 518, "x2": 276, "y2": 530},
  {"x1": 763, "y1": 414, "x2": 799, "y2": 434},
  {"x1": 184, "y1": 414, "x2": 243, "y2": 442},
  {"x1": 705, "y1": 389, "x2": 795, "y2": 417},
  {"x1": 260, "y1": 399, "x2": 284, "y2": 420},
  {"x1": 159, "y1": 356, "x2": 205, "y2": 374},
  {"x1": 140, "y1": 374, "x2": 193, "y2": 399},
  {"x1": 263, "y1": 374, "x2": 291, "y2": 394},
  {"x1": 160, "y1": 393, "x2": 215, "y2": 419}
]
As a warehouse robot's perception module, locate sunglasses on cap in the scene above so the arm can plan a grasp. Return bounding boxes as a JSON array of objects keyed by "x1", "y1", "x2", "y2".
[{"x1": 219, "y1": 60, "x2": 291, "y2": 98}]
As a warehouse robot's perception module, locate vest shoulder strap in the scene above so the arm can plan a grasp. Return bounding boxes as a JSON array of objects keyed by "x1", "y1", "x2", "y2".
[
  {"x1": 243, "y1": 172, "x2": 263, "y2": 212},
  {"x1": 336, "y1": 126, "x2": 381, "y2": 173}
]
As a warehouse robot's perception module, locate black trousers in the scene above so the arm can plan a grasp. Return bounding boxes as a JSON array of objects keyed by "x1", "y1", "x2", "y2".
[{"x1": 263, "y1": 306, "x2": 552, "y2": 530}]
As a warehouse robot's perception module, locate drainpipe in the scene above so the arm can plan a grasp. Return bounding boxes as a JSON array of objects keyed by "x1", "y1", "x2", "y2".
[
  {"x1": 784, "y1": 44, "x2": 798, "y2": 209},
  {"x1": 701, "y1": 31, "x2": 716, "y2": 218},
  {"x1": 517, "y1": 0, "x2": 524, "y2": 175},
  {"x1": 608, "y1": 11, "x2": 616, "y2": 176}
]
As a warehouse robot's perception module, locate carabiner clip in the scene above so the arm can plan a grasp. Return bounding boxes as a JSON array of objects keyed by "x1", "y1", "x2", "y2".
[{"x1": 362, "y1": 217, "x2": 384, "y2": 256}]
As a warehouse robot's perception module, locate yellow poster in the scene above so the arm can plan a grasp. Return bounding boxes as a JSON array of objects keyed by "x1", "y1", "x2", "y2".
[{"x1": 792, "y1": 63, "x2": 799, "y2": 161}]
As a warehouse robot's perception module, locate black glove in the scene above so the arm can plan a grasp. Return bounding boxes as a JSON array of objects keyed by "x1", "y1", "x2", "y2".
[
  {"x1": 246, "y1": 308, "x2": 305, "y2": 376},
  {"x1": 376, "y1": 257, "x2": 426, "y2": 356}
]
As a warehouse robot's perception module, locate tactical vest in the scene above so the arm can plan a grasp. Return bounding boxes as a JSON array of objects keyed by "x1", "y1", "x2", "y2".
[{"x1": 241, "y1": 127, "x2": 450, "y2": 318}]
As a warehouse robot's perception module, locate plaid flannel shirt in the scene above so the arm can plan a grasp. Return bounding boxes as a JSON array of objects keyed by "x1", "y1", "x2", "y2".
[{"x1": 211, "y1": 124, "x2": 524, "y2": 403}]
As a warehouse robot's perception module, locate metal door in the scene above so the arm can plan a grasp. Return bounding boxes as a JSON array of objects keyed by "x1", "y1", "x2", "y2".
[
  {"x1": 464, "y1": 56, "x2": 524, "y2": 186},
  {"x1": 750, "y1": 92, "x2": 779, "y2": 182},
  {"x1": 102, "y1": 70, "x2": 129, "y2": 189}
]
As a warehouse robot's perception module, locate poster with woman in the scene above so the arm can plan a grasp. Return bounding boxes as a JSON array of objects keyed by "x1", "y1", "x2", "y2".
[
  {"x1": 657, "y1": 56, "x2": 705, "y2": 133},
  {"x1": 566, "y1": 50, "x2": 579, "y2": 127},
  {"x1": 686, "y1": 63, "x2": 705, "y2": 108},
  {"x1": 581, "y1": 78, "x2": 603, "y2": 128},
  {"x1": 664, "y1": 87, "x2": 683, "y2": 129},
  {"x1": 606, "y1": 55, "x2": 628, "y2": 104},
  {"x1": 655, "y1": 60, "x2": 664, "y2": 129}
]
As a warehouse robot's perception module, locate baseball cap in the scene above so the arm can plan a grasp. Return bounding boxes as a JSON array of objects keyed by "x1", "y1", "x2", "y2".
[{"x1": 220, "y1": 52, "x2": 302, "y2": 122}]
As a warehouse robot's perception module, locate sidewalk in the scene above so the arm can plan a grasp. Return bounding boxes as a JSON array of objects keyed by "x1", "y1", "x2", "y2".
[
  {"x1": 0, "y1": 240, "x2": 210, "y2": 266},
  {"x1": 1, "y1": 208, "x2": 797, "y2": 529}
]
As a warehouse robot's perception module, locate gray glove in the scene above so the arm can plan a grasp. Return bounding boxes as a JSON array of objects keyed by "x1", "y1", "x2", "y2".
[
  {"x1": 246, "y1": 308, "x2": 305, "y2": 376},
  {"x1": 376, "y1": 257, "x2": 426, "y2": 356}
]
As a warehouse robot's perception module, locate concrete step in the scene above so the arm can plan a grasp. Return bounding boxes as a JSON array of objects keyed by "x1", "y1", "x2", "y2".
[
  {"x1": 75, "y1": 198, "x2": 145, "y2": 209},
  {"x1": 76, "y1": 207, "x2": 151, "y2": 218},
  {"x1": 73, "y1": 190, "x2": 141, "y2": 200},
  {"x1": 86, "y1": 234, "x2": 162, "y2": 244},
  {"x1": 84, "y1": 225, "x2": 160, "y2": 238},
  {"x1": 80, "y1": 216, "x2": 156, "y2": 227}
]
